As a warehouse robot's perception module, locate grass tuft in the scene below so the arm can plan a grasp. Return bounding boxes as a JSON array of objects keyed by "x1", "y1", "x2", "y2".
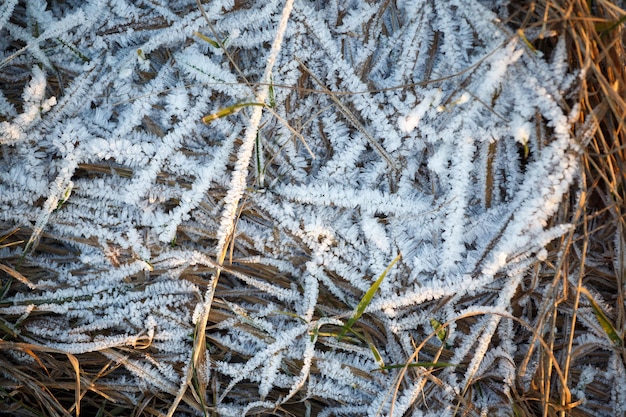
[{"x1": 1, "y1": 0, "x2": 625, "y2": 416}]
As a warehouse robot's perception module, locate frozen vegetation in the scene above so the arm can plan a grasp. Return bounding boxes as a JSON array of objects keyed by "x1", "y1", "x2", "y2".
[{"x1": 0, "y1": 0, "x2": 622, "y2": 416}]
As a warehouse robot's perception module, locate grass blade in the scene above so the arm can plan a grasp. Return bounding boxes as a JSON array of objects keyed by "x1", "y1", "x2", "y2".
[
  {"x1": 429, "y1": 318, "x2": 448, "y2": 345},
  {"x1": 373, "y1": 361, "x2": 459, "y2": 372},
  {"x1": 580, "y1": 287, "x2": 623, "y2": 347},
  {"x1": 0, "y1": 228, "x2": 22, "y2": 247},
  {"x1": 338, "y1": 253, "x2": 401, "y2": 341},
  {"x1": 296, "y1": 57, "x2": 398, "y2": 171},
  {"x1": 201, "y1": 102, "x2": 266, "y2": 124},
  {"x1": 0, "y1": 263, "x2": 36, "y2": 289},
  {"x1": 194, "y1": 31, "x2": 225, "y2": 49}
]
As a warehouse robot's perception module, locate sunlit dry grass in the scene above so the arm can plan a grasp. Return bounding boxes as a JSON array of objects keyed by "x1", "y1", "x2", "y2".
[{"x1": 508, "y1": 1, "x2": 626, "y2": 416}]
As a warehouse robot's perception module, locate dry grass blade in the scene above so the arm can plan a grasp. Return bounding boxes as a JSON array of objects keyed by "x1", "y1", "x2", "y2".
[
  {"x1": 388, "y1": 311, "x2": 574, "y2": 417},
  {"x1": 0, "y1": 341, "x2": 81, "y2": 416},
  {"x1": 201, "y1": 102, "x2": 266, "y2": 124},
  {"x1": 295, "y1": 57, "x2": 399, "y2": 171},
  {"x1": 0, "y1": 228, "x2": 22, "y2": 248},
  {"x1": 101, "y1": 348, "x2": 203, "y2": 412},
  {"x1": 0, "y1": 263, "x2": 36, "y2": 290}
]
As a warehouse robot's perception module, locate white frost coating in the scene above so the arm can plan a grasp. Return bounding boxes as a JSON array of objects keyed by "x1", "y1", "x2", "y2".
[
  {"x1": 398, "y1": 89, "x2": 443, "y2": 133},
  {"x1": 361, "y1": 215, "x2": 390, "y2": 254},
  {"x1": 510, "y1": 114, "x2": 532, "y2": 146},
  {"x1": 0, "y1": 67, "x2": 56, "y2": 144},
  {"x1": 215, "y1": 0, "x2": 295, "y2": 258}
]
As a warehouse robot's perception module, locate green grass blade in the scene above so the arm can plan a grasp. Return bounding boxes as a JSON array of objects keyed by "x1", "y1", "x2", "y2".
[
  {"x1": 0, "y1": 316, "x2": 18, "y2": 338},
  {"x1": 429, "y1": 318, "x2": 448, "y2": 344},
  {"x1": 194, "y1": 31, "x2": 223, "y2": 48},
  {"x1": 581, "y1": 287, "x2": 623, "y2": 347},
  {"x1": 55, "y1": 183, "x2": 73, "y2": 211},
  {"x1": 596, "y1": 15, "x2": 626, "y2": 36},
  {"x1": 268, "y1": 74, "x2": 276, "y2": 109},
  {"x1": 56, "y1": 37, "x2": 91, "y2": 62},
  {"x1": 338, "y1": 253, "x2": 401, "y2": 341},
  {"x1": 366, "y1": 337, "x2": 385, "y2": 369},
  {"x1": 309, "y1": 325, "x2": 319, "y2": 343},
  {"x1": 517, "y1": 29, "x2": 538, "y2": 54}
]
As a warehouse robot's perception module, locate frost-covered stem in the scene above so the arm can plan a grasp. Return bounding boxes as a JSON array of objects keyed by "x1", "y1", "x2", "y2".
[
  {"x1": 23, "y1": 157, "x2": 77, "y2": 259},
  {"x1": 215, "y1": 0, "x2": 294, "y2": 266},
  {"x1": 169, "y1": 2, "x2": 295, "y2": 415}
]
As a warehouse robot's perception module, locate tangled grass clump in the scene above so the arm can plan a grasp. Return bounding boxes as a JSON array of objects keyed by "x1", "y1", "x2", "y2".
[{"x1": 0, "y1": 1, "x2": 625, "y2": 416}]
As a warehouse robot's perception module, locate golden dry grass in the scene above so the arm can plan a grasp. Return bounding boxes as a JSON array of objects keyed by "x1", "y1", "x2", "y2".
[{"x1": 507, "y1": 1, "x2": 626, "y2": 416}]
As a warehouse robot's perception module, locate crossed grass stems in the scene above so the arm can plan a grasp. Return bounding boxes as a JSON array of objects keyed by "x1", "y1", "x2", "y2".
[{"x1": 1, "y1": 0, "x2": 625, "y2": 416}]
